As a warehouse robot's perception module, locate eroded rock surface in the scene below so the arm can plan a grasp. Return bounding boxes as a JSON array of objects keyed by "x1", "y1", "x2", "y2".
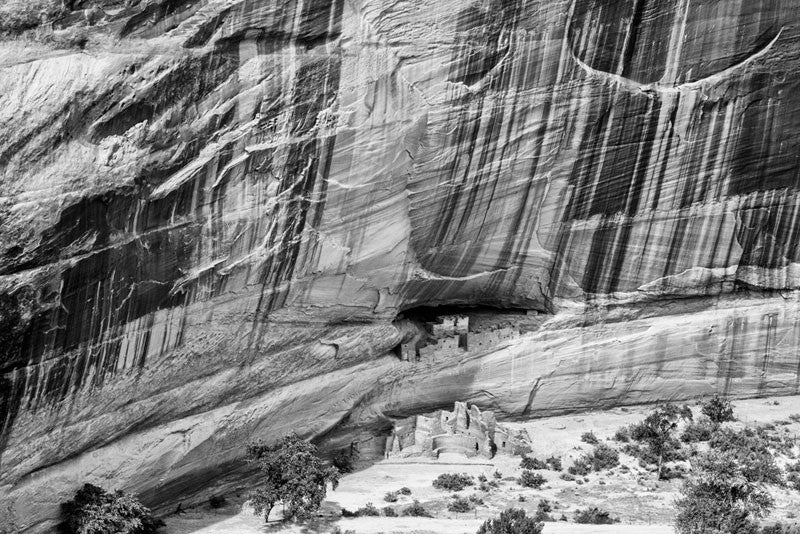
[{"x1": 2, "y1": 0, "x2": 800, "y2": 531}]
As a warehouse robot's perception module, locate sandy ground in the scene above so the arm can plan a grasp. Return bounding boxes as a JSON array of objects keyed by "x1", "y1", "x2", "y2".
[{"x1": 165, "y1": 395, "x2": 800, "y2": 534}]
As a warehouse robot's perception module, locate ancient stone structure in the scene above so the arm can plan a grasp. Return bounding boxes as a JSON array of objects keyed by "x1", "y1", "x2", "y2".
[
  {"x1": 2, "y1": 0, "x2": 800, "y2": 532},
  {"x1": 384, "y1": 402, "x2": 528, "y2": 459},
  {"x1": 401, "y1": 313, "x2": 520, "y2": 362}
]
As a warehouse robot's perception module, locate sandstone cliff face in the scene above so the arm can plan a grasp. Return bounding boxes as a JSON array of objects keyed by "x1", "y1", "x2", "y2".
[{"x1": 2, "y1": 0, "x2": 800, "y2": 531}]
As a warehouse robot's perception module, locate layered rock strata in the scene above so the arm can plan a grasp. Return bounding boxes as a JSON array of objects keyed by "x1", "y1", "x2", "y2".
[{"x1": 2, "y1": 0, "x2": 800, "y2": 531}]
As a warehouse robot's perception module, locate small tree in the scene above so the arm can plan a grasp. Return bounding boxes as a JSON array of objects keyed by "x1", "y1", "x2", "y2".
[
  {"x1": 246, "y1": 434, "x2": 339, "y2": 522},
  {"x1": 60, "y1": 483, "x2": 164, "y2": 534},
  {"x1": 675, "y1": 429, "x2": 782, "y2": 534},
  {"x1": 630, "y1": 405, "x2": 684, "y2": 479},
  {"x1": 476, "y1": 508, "x2": 543, "y2": 534},
  {"x1": 701, "y1": 395, "x2": 735, "y2": 423}
]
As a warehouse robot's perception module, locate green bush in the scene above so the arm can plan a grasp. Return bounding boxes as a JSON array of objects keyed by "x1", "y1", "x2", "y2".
[
  {"x1": 448, "y1": 496, "x2": 473, "y2": 513},
  {"x1": 384, "y1": 491, "x2": 398, "y2": 503},
  {"x1": 355, "y1": 502, "x2": 380, "y2": 517},
  {"x1": 675, "y1": 433, "x2": 783, "y2": 534},
  {"x1": 402, "y1": 500, "x2": 432, "y2": 517},
  {"x1": 581, "y1": 431, "x2": 599, "y2": 444},
  {"x1": 399, "y1": 487, "x2": 412, "y2": 495},
  {"x1": 520, "y1": 456, "x2": 547, "y2": 470},
  {"x1": 680, "y1": 418, "x2": 716, "y2": 443},
  {"x1": 468, "y1": 494, "x2": 484, "y2": 505},
  {"x1": 574, "y1": 507, "x2": 617, "y2": 524},
  {"x1": 382, "y1": 506, "x2": 397, "y2": 517},
  {"x1": 701, "y1": 395, "x2": 735, "y2": 423},
  {"x1": 493, "y1": 470, "x2": 503, "y2": 479},
  {"x1": 613, "y1": 426, "x2": 631, "y2": 442},
  {"x1": 60, "y1": 483, "x2": 164, "y2": 534},
  {"x1": 588, "y1": 443, "x2": 619, "y2": 471},
  {"x1": 545, "y1": 456, "x2": 562, "y2": 471},
  {"x1": 707, "y1": 428, "x2": 783, "y2": 484},
  {"x1": 433, "y1": 473, "x2": 474, "y2": 492},
  {"x1": 518, "y1": 470, "x2": 546, "y2": 489},
  {"x1": 332, "y1": 448, "x2": 357, "y2": 474},
  {"x1": 476, "y1": 508, "x2": 543, "y2": 534},
  {"x1": 568, "y1": 457, "x2": 591, "y2": 476},
  {"x1": 533, "y1": 499, "x2": 552, "y2": 522}
]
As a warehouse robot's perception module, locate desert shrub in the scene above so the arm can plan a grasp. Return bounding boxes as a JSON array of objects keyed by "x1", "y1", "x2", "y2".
[
  {"x1": 208, "y1": 494, "x2": 226, "y2": 509},
  {"x1": 329, "y1": 527, "x2": 356, "y2": 534},
  {"x1": 355, "y1": 502, "x2": 380, "y2": 517},
  {"x1": 518, "y1": 470, "x2": 546, "y2": 489},
  {"x1": 399, "y1": 487, "x2": 412, "y2": 495},
  {"x1": 493, "y1": 470, "x2": 502, "y2": 479},
  {"x1": 581, "y1": 431, "x2": 599, "y2": 445},
  {"x1": 513, "y1": 443, "x2": 533, "y2": 456},
  {"x1": 545, "y1": 456, "x2": 562, "y2": 471},
  {"x1": 613, "y1": 426, "x2": 631, "y2": 442},
  {"x1": 384, "y1": 491, "x2": 398, "y2": 503},
  {"x1": 701, "y1": 394, "x2": 735, "y2": 423},
  {"x1": 468, "y1": 494, "x2": 484, "y2": 505},
  {"x1": 246, "y1": 435, "x2": 340, "y2": 522},
  {"x1": 533, "y1": 499, "x2": 552, "y2": 522},
  {"x1": 588, "y1": 443, "x2": 619, "y2": 471},
  {"x1": 520, "y1": 456, "x2": 547, "y2": 470},
  {"x1": 574, "y1": 507, "x2": 617, "y2": 524},
  {"x1": 60, "y1": 483, "x2": 164, "y2": 534},
  {"x1": 559, "y1": 473, "x2": 575, "y2": 481},
  {"x1": 382, "y1": 506, "x2": 397, "y2": 517},
  {"x1": 790, "y1": 414, "x2": 800, "y2": 423},
  {"x1": 707, "y1": 428, "x2": 783, "y2": 484},
  {"x1": 332, "y1": 448, "x2": 357, "y2": 474},
  {"x1": 478, "y1": 474, "x2": 488, "y2": 483},
  {"x1": 448, "y1": 496, "x2": 473, "y2": 513},
  {"x1": 660, "y1": 464, "x2": 688, "y2": 480},
  {"x1": 681, "y1": 418, "x2": 716, "y2": 443},
  {"x1": 478, "y1": 479, "x2": 500, "y2": 492},
  {"x1": 476, "y1": 508, "x2": 543, "y2": 534},
  {"x1": 675, "y1": 432, "x2": 783, "y2": 534},
  {"x1": 433, "y1": 473, "x2": 474, "y2": 492},
  {"x1": 568, "y1": 457, "x2": 591, "y2": 476},
  {"x1": 340, "y1": 508, "x2": 357, "y2": 517},
  {"x1": 402, "y1": 500, "x2": 432, "y2": 517},
  {"x1": 536, "y1": 499, "x2": 552, "y2": 513}
]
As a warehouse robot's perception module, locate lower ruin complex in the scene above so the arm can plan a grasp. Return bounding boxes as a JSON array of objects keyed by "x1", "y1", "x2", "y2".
[{"x1": 384, "y1": 401, "x2": 531, "y2": 459}]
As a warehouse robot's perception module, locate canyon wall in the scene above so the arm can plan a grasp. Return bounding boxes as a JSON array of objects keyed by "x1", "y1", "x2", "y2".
[{"x1": 2, "y1": 0, "x2": 800, "y2": 531}]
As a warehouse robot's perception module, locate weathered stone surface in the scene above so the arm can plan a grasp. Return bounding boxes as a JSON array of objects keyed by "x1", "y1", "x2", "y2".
[{"x1": 2, "y1": 0, "x2": 800, "y2": 531}]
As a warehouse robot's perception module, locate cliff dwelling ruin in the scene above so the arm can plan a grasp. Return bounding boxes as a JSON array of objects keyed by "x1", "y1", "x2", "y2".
[
  {"x1": 395, "y1": 307, "x2": 542, "y2": 363},
  {"x1": 384, "y1": 401, "x2": 531, "y2": 460}
]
